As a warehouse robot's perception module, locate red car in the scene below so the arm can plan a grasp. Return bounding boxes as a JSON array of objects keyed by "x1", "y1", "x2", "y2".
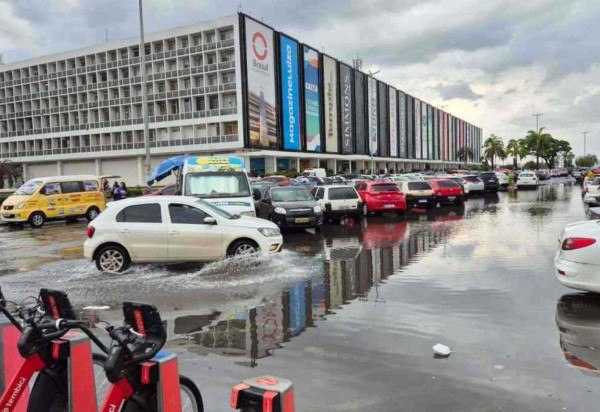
[
  {"x1": 430, "y1": 179, "x2": 464, "y2": 205},
  {"x1": 356, "y1": 181, "x2": 407, "y2": 215}
]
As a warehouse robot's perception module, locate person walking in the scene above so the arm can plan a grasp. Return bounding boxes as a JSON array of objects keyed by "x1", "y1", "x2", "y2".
[
  {"x1": 119, "y1": 182, "x2": 128, "y2": 199},
  {"x1": 112, "y1": 181, "x2": 121, "y2": 201}
]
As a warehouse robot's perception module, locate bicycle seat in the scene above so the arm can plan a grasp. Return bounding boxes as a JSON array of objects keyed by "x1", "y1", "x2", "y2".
[{"x1": 122, "y1": 301, "x2": 166, "y2": 362}]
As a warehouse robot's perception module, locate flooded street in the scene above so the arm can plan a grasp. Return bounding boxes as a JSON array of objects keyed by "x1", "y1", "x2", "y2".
[{"x1": 1, "y1": 179, "x2": 598, "y2": 411}]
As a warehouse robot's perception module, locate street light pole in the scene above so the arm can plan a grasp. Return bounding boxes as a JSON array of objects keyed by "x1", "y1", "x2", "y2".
[
  {"x1": 582, "y1": 131, "x2": 589, "y2": 155},
  {"x1": 532, "y1": 113, "x2": 543, "y2": 168},
  {"x1": 139, "y1": 0, "x2": 151, "y2": 180}
]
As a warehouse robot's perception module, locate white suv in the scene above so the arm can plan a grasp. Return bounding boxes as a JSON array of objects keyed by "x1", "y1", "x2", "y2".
[
  {"x1": 84, "y1": 196, "x2": 283, "y2": 273},
  {"x1": 310, "y1": 185, "x2": 362, "y2": 219}
]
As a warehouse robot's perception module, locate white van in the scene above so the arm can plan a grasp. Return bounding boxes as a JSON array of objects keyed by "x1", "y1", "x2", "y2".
[{"x1": 303, "y1": 168, "x2": 327, "y2": 179}]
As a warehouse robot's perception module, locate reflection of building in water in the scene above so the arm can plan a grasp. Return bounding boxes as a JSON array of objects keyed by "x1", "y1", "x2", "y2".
[{"x1": 171, "y1": 222, "x2": 455, "y2": 364}]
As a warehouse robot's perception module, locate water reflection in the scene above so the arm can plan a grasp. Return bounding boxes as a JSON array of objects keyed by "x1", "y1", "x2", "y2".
[
  {"x1": 170, "y1": 212, "x2": 462, "y2": 366},
  {"x1": 556, "y1": 293, "x2": 600, "y2": 375}
]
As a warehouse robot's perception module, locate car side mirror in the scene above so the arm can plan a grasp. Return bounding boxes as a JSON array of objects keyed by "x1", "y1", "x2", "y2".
[
  {"x1": 253, "y1": 188, "x2": 262, "y2": 200},
  {"x1": 203, "y1": 216, "x2": 216, "y2": 225}
]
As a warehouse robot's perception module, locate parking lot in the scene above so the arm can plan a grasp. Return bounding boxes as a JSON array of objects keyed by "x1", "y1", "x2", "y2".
[{"x1": 0, "y1": 178, "x2": 596, "y2": 411}]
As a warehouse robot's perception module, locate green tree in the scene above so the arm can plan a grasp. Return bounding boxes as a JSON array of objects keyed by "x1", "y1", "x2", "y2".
[
  {"x1": 506, "y1": 139, "x2": 528, "y2": 169},
  {"x1": 523, "y1": 160, "x2": 537, "y2": 170},
  {"x1": 523, "y1": 128, "x2": 552, "y2": 168},
  {"x1": 539, "y1": 138, "x2": 571, "y2": 169},
  {"x1": 483, "y1": 134, "x2": 505, "y2": 170},
  {"x1": 563, "y1": 152, "x2": 575, "y2": 168},
  {"x1": 456, "y1": 146, "x2": 473, "y2": 167},
  {"x1": 575, "y1": 154, "x2": 598, "y2": 167}
]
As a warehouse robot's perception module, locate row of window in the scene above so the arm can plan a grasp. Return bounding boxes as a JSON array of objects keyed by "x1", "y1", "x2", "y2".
[
  {"x1": 42, "y1": 180, "x2": 99, "y2": 195},
  {"x1": 117, "y1": 203, "x2": 213, "y2": 225}
]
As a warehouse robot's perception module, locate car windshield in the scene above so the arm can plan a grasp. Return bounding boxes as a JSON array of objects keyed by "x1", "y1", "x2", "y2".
[
  {"x1": 15, "y1": 179, "x2": 43, "y2": 195},
  {"x1": 329, "y1": 187, "x2": 359, "y2": 200},
  {"x1": 195, "y1": 199, "x2": 237, "y2": 219},
  {"x1": 372, "y1": 184, "x2": 399, "y2": 192},
  {"x1": 463, "y1": 176, "x2": 479, "y2": 182},
  {"x1": 408, "y1": 182, "x2": 431, "y2": 190},
  {"x1": 437, "y1": 180, "x2": 460, "y2": 188},
  {"x1": 185, "y1": 172, "x2": 251, "y2": 198},
  {"x1": 272, "y1": 188, "x2": 312, "y2": 202}
]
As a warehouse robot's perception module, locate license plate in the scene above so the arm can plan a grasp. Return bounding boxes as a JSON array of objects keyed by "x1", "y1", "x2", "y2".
[
  {"x1": 488, "y1": 179, "x2": 495, "y2": 182},
  {"x1": 384, "y1": 204, "x2": 395, "y2": 208},
  {"x1": 448, "y1": 196, "x2": 456, "y2": 201},
  {"x1": 418, "y1": 199, "x2": 427, "y2": 203},
  {"x1": 295, "y1": 217, "x2": 310, "y2": 223},
  {"x1": 339, "y1": 205, "x2": 349, "y2": 210}
]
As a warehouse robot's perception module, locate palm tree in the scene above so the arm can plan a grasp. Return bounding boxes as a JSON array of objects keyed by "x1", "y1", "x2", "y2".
[
  {"x1": 456, "y1": 147, "x2": 473, "y2": 168},
  {"x1": 483, "y1": 135, "x2": 505, "y2": 170},
  {"x1": 524, "y1": 128, "x2": 552, "y2": 169},
  {"x1": 506, "y1": 139, "x2": 528, "y2": 169}
]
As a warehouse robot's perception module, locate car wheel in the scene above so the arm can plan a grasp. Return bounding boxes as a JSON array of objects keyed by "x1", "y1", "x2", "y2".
[
  {"x1": 29, "y1": 212, "x2": 46, "y2": 228},
  {"x1": 86, "y1": 207, "x2": 100, "y2": 221},
  {"x1": 95, "y1": 245, "x2": 131, "y2": 273},
  {"x1": 228, "y1": 239, "x2": 260, "y2": 256},
  {"x1": 362, "y1": 204, "x2": 369, "y2": 216}
]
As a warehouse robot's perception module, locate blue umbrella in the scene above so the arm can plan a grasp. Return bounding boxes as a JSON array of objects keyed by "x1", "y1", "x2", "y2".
[{"x1": 146, "y1": 155, "x2": 187, "y2": 186}]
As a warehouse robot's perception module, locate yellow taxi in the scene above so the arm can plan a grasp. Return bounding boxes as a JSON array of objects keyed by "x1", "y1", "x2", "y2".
[{"x1": 1, "y1": 175, "x2": 106, "y2": 228}]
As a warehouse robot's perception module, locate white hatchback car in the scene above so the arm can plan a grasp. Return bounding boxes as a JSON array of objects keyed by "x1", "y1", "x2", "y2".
[
  {"x1": 84, "y1": 196, "x2": 283, "y2": 273},
  {"x1": 495, "y1": 172, "x2": 509, "y2": 189},
  {"x1": 310, "y1": 185, "x2": 362, "y2": 219},
  {"x1": 555, "y1": 220, "x2": 600, "y2": 292},
  {"x1": 458, "y1": 175, "x2": 485, "y2": 194},
  {"x1": 516, "y1": 172, "x2": 539, "y2": 188}
]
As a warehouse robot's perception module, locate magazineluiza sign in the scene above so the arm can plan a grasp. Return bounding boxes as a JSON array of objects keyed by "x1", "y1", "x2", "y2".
[
  {"x1": 279, "y1": 35, "x2": 300, "y2": 151},
  {"x1": 245, "y1": 18, "x2": 277, "y2": 149},
  {"x1": 339, "y1": 63, "x2": 354, "y2": 154},
  {"x1": 367, "y1": 76, "x2": 378, "y2": 156},
  {"x1": 323, "y1": 56, "x2": 338, "y2": 153},
  {"x1": 398, "y1": 91, "x2": 406, "y2": 158},
  {"x1": 414, "y1": 98, "x2": 421, "y2": 159},
  {"x1": 389, "y1": 87, "x2": 397, "y2": 157},
  {"x1": 304, "y1": 46, "x2": 321, "y2": 152}
]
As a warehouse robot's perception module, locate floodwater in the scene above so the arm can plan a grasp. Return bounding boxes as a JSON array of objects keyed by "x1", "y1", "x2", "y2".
[{"x1": 0, "y1": 178, "x2": 598, "y2": 411}]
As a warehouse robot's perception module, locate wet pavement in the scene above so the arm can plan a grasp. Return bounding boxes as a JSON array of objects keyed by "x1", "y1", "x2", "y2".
[{"x1": 1, "y1": 178, "x2": 598, "y2": 411}]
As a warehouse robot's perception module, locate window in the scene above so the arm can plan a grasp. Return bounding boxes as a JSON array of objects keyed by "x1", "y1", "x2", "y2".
[
  {"x1": 316, "y1": 188, "x2": 325, "y2": 199},
  {"x1": 15, "y1": 179, "x2": 43, "y2": 195},
  {"x1": 271, "y1": 188, "x2": 312, "y2": 202},
  {"x1": 184, "y1": 172, "x2": 250, "y2": 198},
  {"x1": 408, "y1": 182, "x2": 431, "y2": 191},
  {"x1": 328, "y1": 187, "x2": 359, "y2": 200},
  {"x1": 60, "y1": 181, "x2": 83, "y2": 194},
  {"x1": 169, "y1": 204, "x2": 209, "y2": 224},
  {"x1": 83, "y1": 180, "x2": 99, "y2": 191},
  {"x1": 372, "y1": 184, "x2": 399, "y2": 192},
  {"x1": 116, "y1": 204, "x2": 162, "y2": 223}
]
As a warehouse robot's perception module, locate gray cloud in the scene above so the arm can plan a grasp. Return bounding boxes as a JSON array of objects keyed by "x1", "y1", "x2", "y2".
[{"x1": 437, "y1": 81, "x2": 483, "y2": 101}]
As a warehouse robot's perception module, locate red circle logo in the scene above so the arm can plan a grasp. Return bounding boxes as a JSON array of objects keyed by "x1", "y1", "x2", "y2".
[
  {"x1": 257, "y1": 377, "x2": 279, "y2": 386},
  {"x1": 252, "y1": 32, "x2": 268, "y2": 61}
]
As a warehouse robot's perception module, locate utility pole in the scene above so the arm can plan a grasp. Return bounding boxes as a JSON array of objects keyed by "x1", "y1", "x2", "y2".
[
  {"x1": 532, "y1": 113, "x2": 543, "y2": 168},
  {"x1": 582, "y1": 131, "x2": 589, "y2": 156},
  {"x1": 139, "y1": 0, "x2": 151, "y2": 180}
]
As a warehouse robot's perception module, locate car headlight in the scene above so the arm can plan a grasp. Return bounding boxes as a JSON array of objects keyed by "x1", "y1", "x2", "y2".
[
  {"x1": 14, "y1": 202, "x2": 26, "y2": 209},
  {"x1": 313, "y1": 205, "x2": 322, "y2": 213},
  {"x1": 239, "y1": 211, "x2": 256, "y2": 217},
  {"x1": 273, "y1": 207, "x2": 287, "y2": 215},
  {"x1": 258, "y1": 227, "x2": 281, "y2": 237}
]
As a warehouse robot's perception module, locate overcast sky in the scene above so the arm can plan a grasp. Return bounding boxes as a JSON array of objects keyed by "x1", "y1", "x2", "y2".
[{"x1": 1, "y1": 0, "x2": 598, "y2": 157}]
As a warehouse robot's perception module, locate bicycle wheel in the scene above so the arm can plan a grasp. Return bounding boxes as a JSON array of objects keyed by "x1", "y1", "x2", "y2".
[
  {"x1": 122, "y1": 375, "x2": 203, "y2": 412},
  {"x1": 92, "y1": 353, "x2": 110, "y2": 408}
]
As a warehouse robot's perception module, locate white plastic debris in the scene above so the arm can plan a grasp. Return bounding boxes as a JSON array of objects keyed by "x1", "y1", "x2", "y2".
[
  {"x1": 433, "y1": 343, "x2": 452, "y2": 357},
  {"x1": 83, "y1": 306, "x2": 110, "y2": 310}
]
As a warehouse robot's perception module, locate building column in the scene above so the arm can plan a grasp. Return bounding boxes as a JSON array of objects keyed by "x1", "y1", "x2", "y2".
[
  {"x1": 137, "y1": 156, "x2": 144, "y2": 186},
  {"x1": 296, "y1": 158, "x2": 301, "y2": 173},
  {"x1": 22, "y1": 163, "x2": 29, "y2": 182},
  {"x1": 95, "y1": 159, "x2": 101, "y2": 177},
  {"x1": 57, "y1": 161, "x2": 63, "y2": 176},
  {"x1": 264, "y1": 157, "x2": 276, "y2": 175}
]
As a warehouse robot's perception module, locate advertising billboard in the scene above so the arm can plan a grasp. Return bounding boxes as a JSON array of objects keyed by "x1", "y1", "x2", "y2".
[
  {"x1": 323, "y1": 55, "x2": 339, "y2": 153},
  {"x1": 245, "y1": 18, "x2": 278, "y2": 149},
  {"x1": 421, "y1": 101, "x2": 427, "y2": 159},
  {"x1": 389, "y1": 86, "x2": 398, "y2": 157},
  {"x1": 303, "y1": 46, "x2": 322, "y2": 152},
  {"x1": 398, "y1": 91, "x2": 407, "y2": 159},
  {"x1": 378, "y1": 81, "x2": 388, "y2": 157},
  {"x1": 367, "y1": 77, "x2": 378, "y2": 156},
  {"x1": 414, "y1": 98, "x2": 421, "y2": 159},
  {"x1": 279, "y1": 35, "x2": 301, "y2": 151},
  {"x1": 406, "y1": 95, "x2": 414, "y2": 158},
  {"x1": 339, "y1": 63, "x2": 354, "y2": 154},
  {"x1": 433, "y1": 108, "x2": 439, "y2": 160},
  {"x1": 354, "y1": 71, "x2": 366, "y2": 155},
  {"x1": 427, "y1": 105, "x2": 433, "y2": 159}
]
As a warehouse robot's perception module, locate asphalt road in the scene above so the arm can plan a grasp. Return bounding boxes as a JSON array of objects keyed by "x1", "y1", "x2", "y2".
[{"x1": 0, "y1": 177, "x2": 596, "y2": 411}]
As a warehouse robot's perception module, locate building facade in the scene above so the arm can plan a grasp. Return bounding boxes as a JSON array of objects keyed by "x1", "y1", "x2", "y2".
[{"x1": 0, "y1": 14, "x2": 481, "y2": 186}]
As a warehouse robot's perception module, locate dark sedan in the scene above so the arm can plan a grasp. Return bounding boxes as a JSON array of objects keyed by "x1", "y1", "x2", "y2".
[
  {"x1": 257, "y1": 186, "x2": 323, "y2": 229},
  {"x1": 478, "y1": 172, "x2": 499, "y2": 193}
]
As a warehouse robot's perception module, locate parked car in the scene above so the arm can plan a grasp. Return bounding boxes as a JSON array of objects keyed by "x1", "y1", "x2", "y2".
[
  {"x1": 257, "y1": 186, "x2": 323, "y2": 229},
  {"x1": 516, "y1": 171, "x2": 539, "y2": 189},
  {"x1": 430, "y1": 179, "x2": 464, "y2": 205},
  {"x1": 311, "y1": 185, "x2": 362, "y2": 220},
  {"x1": 251, "y1": 181, "x2": 276, "y2": 214},
  {"x1": 495, "y1": 172, "x2": 509, "y2": 190},
  {"x1": 459, "y1": 175, "x2": 485, "y2": 195},
  {"x1": 535, "y1": 170, "x2": 550, "y2": 181},
  {"x1": 443, "y1": 176, "x2": 469, "y2": 196},
  {"x1": 291, "y1": 176, "x2": 324, "y2": 190},
  {"x1": 478, "y1": 172, "x2": 500, "y2": 192},
  {"x1": 355, "y1": 181, "x2": 407, "y2": 216},
  {"x1": 145, "y1": 184, "x2": 178, "y2": 196},
  {"x1": 1, "y1": 175, "x2": 106, "y2": 228},
  {"x1": 583, "y1": 177, "x2": 600, "y2": 206},
  {"x1": 261, "y1": 175, "x2": 291, "y2": 186},
  {"x1": 397, "y1": 181, "x2": 436, "y2": 209},
  {"x1": 323, "y1": 176, "x2": 348, "y2": 185},
  {"x1": 84, "y1": 196, "x2": 283, "y2": 273},
  {"x1": 554, "y1": 220, "x2": 600, "y2": 292}
]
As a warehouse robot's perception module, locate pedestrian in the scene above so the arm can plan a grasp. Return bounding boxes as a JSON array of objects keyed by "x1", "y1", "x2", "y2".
[
  {"x1": 120, "y1": 182, "x2": 128, "y2": 198},
  {"x1": 112, "y1": 181, "x2": 120, "y2": 201}
]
